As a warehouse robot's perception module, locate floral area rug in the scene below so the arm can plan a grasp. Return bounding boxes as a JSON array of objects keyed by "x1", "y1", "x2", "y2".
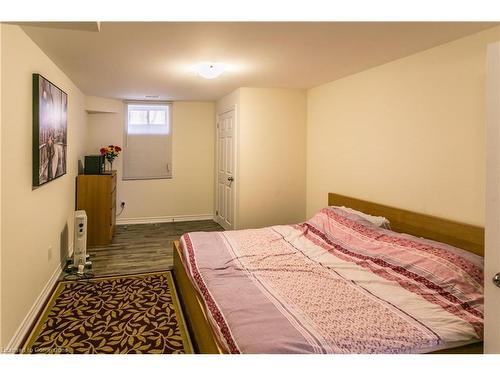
[{"x1": 22, "y1": 272, "x2": 192, "y2": 354}]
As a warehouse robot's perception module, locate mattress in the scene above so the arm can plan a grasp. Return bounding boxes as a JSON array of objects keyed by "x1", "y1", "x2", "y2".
[{"x1": 178, "y1": 207, "x2": 483, "y2": 354}]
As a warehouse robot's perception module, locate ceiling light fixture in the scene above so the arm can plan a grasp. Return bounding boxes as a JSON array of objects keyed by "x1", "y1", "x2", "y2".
[{"x1": 192, "y1": 62, "x2": 227, "y2": 79}]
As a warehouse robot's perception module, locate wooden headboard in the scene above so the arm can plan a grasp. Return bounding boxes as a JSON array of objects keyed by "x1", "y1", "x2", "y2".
[{"x1": 328, "y1": 193, "x2": 484, "y2": 256}]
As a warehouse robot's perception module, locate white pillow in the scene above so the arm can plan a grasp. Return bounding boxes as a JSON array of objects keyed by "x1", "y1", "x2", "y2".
[{"x1": 336, "y1": 206, "x2": 391, "y2": 229}]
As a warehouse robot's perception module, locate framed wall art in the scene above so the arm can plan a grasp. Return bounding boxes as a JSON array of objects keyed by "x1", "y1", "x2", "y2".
[{"x1": 32, "y1": 73, "x2": 68, "y2": 187}]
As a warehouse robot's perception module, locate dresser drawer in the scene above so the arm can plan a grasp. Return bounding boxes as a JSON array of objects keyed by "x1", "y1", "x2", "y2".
[
  {"x1": 76, "y1": 171, "x2": 117, "y2": 246},
  {"x1": 111, "y1": 172, "x2": 117, "y2": 193},
  {"x1": 111, "y1": 189, "x2": 116, "y2": 208},
  {"x1": 111, "y1": 202, "x2": 116, "y2": 226}
]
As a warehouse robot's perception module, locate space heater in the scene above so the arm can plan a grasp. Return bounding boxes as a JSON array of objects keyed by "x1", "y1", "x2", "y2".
[{"x1": 73, "y1": 210, "x2": 90, "y2": 274}]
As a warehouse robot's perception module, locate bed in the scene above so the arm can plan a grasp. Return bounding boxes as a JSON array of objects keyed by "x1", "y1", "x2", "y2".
[{"x1": 173, "y1": 193, "x2": 484, "y2": 354}]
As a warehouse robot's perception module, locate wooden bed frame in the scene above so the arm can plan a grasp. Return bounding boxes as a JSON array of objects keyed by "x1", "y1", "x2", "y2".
[
  {"x1": 172, "y1": 193, "x2": 485, "y2": 354},
  {"x1": 328, "y1": 193, "x2": 484, "y2": 257},
  {"x1": 173, "y1": 241, "x2": 225, "y2": 354}
]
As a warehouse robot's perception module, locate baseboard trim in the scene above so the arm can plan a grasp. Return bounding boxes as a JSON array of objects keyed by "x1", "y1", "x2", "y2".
[
  {"x1": 116, "y1": 214, "x2": 214, "y2": 225},
  {"x1": 6, "y1": 264, "x2": 62, "y2": 352}
]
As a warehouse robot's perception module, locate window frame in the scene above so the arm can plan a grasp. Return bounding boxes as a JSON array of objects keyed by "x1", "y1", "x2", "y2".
[{"x1": 122, "y1": 100, "x2": 173, "y2": 181}]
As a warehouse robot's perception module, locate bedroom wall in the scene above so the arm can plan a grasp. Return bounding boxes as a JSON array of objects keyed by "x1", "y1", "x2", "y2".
[
  {"x1": 216, "y1": 88, "x2": 241, "y2": 114},
  {"x1": 86, "y1": 97, "x2": 215, "y2": 222},
  {"x1": 307, "y1": 26, "x2": 500, "y2": 226},
  {"x1": 238, "y1": 88, "x2": 307, "y2": 228},
  {"x1": 216, "y1": 88, "x2": 307, "y2": 229},
  {"x1": 0, "y1": 23, "x2": 3, "y2": 345},
  {"x1": 0, "y1": 24, "x2": 88, "y2": 347},
  {"x1": 485, "y1": 40, "x2": 500, "y2": 354}
]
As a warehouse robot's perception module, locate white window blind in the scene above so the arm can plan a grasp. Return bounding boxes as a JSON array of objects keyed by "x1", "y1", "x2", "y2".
[{"x1": 123, "y1": 102, "x2": 172, "y2": 180}]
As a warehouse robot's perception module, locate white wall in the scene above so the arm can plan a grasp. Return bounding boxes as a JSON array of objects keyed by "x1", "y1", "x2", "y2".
[
  {"x1": 1, "y1": 24, "x2": 88, "y2": 347},
  {"x1": 85, "y1": 96, "x2": 122, "y2": 114},
  {"x1": 216, "y1": 88, "x2": 307, "y2": 229},
  {"x1": 86, "y1": 98, "x2": 215, "y2": 222},
  {"x1": 307, "y1": 26, "x2": 500, "y2": 226},
  {"x1": 485, "y1": 40, "x2": 500, "y2": 354},
  {"x1": 0, "y1": 22, "x2": 3, "y2": 345},
  {"x1": 216, "y1": 89, "x2": 241, "y2": 114},
  {"x1": 238, "y1": 88, "x2": 307, "y2": 228}
]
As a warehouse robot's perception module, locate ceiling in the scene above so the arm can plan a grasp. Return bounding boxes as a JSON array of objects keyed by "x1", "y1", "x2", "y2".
[
  {"x1": 15, "y1": 22, "x2": 101, "y2": 32},
  {"x1": 21, "y1": 22, "x2": 498, "y2": 101}
]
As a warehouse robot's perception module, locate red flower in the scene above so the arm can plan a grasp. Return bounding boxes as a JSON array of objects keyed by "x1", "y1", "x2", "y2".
[{"x1": 100, "y1": 145, "x2": 121, "y2": 160}]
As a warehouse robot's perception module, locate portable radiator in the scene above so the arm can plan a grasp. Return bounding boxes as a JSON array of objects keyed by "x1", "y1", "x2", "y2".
[{"x1": 73, "y1": 210, "x2": 88, "y2": 274}]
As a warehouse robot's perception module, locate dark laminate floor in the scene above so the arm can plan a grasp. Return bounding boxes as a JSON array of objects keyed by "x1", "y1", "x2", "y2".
[{"x1": 88, "y1": 220, "x2": 223, "y2": 277}]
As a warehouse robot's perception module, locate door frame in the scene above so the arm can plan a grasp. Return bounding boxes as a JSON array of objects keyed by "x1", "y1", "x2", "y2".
[
  {"x1": 485, "y1": 41, "x2": 500, "y2": 354},
  {"x1": 214, "y1": 105, "x2": 238, "y2": 230}
]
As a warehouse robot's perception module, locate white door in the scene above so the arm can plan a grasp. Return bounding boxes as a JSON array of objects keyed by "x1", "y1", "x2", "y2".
[
  {"x1": 485, "y1": 42, "x2": 500, "y2": 354},
  {"x1": 215, "y1": 110, "x2": 235, "y2": 230}
]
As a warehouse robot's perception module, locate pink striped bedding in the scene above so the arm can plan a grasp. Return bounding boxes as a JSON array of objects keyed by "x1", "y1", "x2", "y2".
[{"x1": 179, "y1": 207, "x2": 483, "y2": 354}]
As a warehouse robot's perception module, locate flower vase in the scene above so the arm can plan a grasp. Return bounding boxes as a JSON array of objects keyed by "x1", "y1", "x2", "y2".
[{"x1": 105, "y1": 159, "x2": 113, "y2": 174}]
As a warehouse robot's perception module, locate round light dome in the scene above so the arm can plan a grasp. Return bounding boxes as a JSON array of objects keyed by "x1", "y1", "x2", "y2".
[{"x1": 193, "y1": 62, "x2": 226, "y2": 79}]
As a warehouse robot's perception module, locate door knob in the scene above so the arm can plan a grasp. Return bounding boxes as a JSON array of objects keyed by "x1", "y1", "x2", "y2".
[
  {"x1": 494, "y1": 273, "x2": 500, "y2": 288},
  {"x1": 228, "y1": 177, "x2": 234, "y2": 182}
]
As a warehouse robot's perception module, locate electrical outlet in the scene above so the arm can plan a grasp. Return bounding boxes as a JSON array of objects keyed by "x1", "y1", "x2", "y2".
[{"x1": 48, "y1": 245, "x2": 53, "y2": 261}]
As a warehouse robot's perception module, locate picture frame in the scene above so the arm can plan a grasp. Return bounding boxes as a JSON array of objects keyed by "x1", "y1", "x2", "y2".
[{"x1": 32, "y1": 73, "x2": 68, "y2": 187}]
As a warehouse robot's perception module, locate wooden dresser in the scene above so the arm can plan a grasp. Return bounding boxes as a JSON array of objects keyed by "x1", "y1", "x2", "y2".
[{"x1": 76, "y1": 171, "x2": 117, "y2": 246}]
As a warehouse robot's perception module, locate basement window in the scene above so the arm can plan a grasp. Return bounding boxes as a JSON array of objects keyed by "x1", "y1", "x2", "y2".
[{"x1": 123, "y1": 102, "x2": 172, "y2": 180}]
